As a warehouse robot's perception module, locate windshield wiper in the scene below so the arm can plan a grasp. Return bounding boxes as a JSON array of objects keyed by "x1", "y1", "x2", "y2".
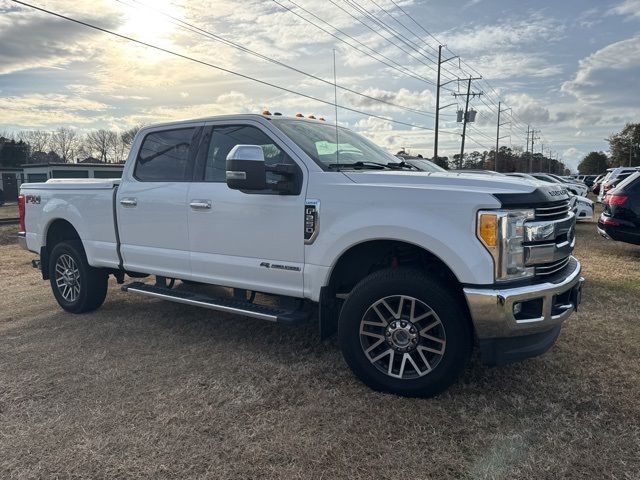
[
  {"x1": 327, "y1": 161, "x2": 390, "y2": 170},
  {"x1": 328, "y1": 161, "x2": 416, "y2": 171},
  {"x1": 387, "y1": 161, "x2": 419, "y2": 170}
]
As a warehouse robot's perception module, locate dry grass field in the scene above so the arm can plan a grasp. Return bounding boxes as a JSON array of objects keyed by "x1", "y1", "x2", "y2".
[
  {"x1": 0, "y1": 203, "x2": 18, "y2": 220},
  {"x1": 1, "y1": 215, "x2": 639, "y2": 479}
]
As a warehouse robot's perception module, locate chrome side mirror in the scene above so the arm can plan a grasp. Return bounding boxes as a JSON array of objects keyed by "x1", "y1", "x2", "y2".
[{"x1": 226, "y1": 145, "x2": 267, "y2": 191}]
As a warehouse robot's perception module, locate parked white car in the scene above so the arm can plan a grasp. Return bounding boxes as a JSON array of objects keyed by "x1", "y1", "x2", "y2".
[
  {"x1": 507, "y1": 173, "x2": 593, "y2": 222},
  {"x1": 573, "y1": 196, "x2": 594, "y2": 222},
  {"x1": 18, "y1": 113, "x2": 584, "y2": 397}
]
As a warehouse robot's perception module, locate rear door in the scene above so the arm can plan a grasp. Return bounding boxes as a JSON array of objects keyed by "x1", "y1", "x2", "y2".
[
  {"x1": 117, "y1": 124, "x2": 201, "y2": 278},
  {"x1": 187, "y1": 121, "x2": 306, "y2": 297}
]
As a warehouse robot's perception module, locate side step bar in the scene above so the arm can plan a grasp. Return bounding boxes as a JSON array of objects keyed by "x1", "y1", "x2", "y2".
[{"x1": 122, "y1": 282, "x2": 309, "y2": 324}]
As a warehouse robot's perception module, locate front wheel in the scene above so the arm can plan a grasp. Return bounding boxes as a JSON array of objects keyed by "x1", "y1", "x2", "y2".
[
  {"x1": 49, "y1": 240, "x2": 108, "y2": 313},
  {"x1": 338, "y1": 268, "x2": 472, "y2": 398}
]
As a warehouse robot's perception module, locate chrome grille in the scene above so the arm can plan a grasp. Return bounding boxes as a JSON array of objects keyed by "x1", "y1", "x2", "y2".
[
  {"x1": 535, "y1": 255, "x2": 571, "y2": 277},
  {"x1": 526, "y1": 199, "x2": 575, "y2": 278},
  {"x1": 534, "y1": 199, "x2": 571, "y2": 220}
]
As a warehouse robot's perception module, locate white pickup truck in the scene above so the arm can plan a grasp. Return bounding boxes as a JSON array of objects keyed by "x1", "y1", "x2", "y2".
[{"x1": 18, "y1": 113, "x2": 584, "y2": 397}]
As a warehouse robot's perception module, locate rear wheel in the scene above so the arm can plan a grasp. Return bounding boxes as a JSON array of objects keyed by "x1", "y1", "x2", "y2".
[
  {"x1": 338, "y1": 268, "x2": 472, "y2": 397},
  {"x1": 49, "y1": 240, "x2": 108, "y2": 313}
]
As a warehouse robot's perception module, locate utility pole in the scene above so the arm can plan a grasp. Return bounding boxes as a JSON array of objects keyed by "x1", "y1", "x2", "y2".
[
  {"x1": 433, "y1": 45, "x2": 459, "y2": 162},
  {"x1": 629, "y1": 140, "x2": 639, "y2": 167},
  {"x1": 495, "y1": 102, "x2": 511, "y2": 172},
  {"x1": 452, "y1": 76, "x2": 482, "y2": 168},
  {"x1": 526, "y1": 125, "x2": 532, "y2": 172},
  {"x1": 530, "y1": 129, "x2": 540, "y2": 172}
]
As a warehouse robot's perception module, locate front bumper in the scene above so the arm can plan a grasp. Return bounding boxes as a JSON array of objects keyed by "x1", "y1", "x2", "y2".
[
  {"x1": 17, "y1": 231, "x2": 27, "y2": 250},
  {"x1": 463, "y1": 257, "x2": 583, "y2": 340}
]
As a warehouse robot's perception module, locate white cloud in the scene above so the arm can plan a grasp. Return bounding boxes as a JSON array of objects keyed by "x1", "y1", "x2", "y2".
[
  {"x1": 443, "y1": 15, "x2": 564, "y2": 55},
  {"x1": 608, "y1": 0, "x2": 640, "y2": 20},
  {"x1": 561, "y1": 36, "x2": 640, "y2": 105},
  {"x1": 563, "y1": 147, "x2": 583, "y2": 163},
  {"x1": 504, "y1": 93, "x2": 550, "y2": 124},
  {"x1": 0, "y1": 94, "x2": 110, "y2": 127},
  {"x1": 464, "y1": 53, "x2": 562, "y2": 80},
  {"x1": 344, "y1": 87, "x2": 436, "y2": 113}
]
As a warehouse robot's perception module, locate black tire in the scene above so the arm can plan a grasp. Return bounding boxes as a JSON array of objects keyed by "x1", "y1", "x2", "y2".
[
  {"x1": 49, "y1": 240, "x2": 108, "y2": 314},
  {"x1": 338, "y1": 268, "x2": 472, "y2": 398}
]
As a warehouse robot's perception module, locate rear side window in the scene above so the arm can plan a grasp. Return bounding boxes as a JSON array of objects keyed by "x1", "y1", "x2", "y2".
[
  {"x1": 618, "y1": 172, "x2": 640, "y2": 192},
  {"x1": 134, "y1": 128, "x2": 196, "y2": 182}
]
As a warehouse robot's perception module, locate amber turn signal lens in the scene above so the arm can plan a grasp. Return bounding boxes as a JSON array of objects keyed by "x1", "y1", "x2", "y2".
[{"x1": 479, "y1": 214, "x2": 498, "y2": 247}]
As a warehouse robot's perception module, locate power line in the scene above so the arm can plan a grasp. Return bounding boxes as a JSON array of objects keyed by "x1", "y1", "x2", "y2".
[
  {"x1": 11, "y1": 0, "x2": 442, "y2": 133},
  {"x1": 384, "y1": 0, "x2": 548, "y2": 150},
  {"x1": 271, "y1": 0, "x2": 440, "y2": 88},
  {"x1": 362, "y1": 0, "x2": 464, "y2": 81},
  {"x1": 464, "y1": 134, "x2": 493, "y2": 153},
  {"x1": 334, "y1": 0, "x2": 440, "y2": 77},
  {"x1": 340, "y1": 0, "x2": 456, "y2": 82},
  {"x1": 114, "y1": 0, "x2": 442, "y2": 120}
]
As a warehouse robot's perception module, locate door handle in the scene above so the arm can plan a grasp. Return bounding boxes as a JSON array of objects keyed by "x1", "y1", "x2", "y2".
[
  {"x1": 190, "y1": 200, "x2": 212, "y2": 210},
  {"x1": 120, "y1": 197, "x2": 137, "y2": 208}
]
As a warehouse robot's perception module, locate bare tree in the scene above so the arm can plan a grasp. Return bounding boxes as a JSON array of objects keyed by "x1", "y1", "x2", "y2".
[
  {"x1": 18, "y1": 130, "x2": 51, "y2": 162},
  {"x1": 116, "y1": 125, "x2": 142, "y2": 163},
  {"x1": 86, "y1": 129, "x2": 117, "y2": 163},
  {"x1": 50, "y1": 127, "x2": 79, "y2": 163}
]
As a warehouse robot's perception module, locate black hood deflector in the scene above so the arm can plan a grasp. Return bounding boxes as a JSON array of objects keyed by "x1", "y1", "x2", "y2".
[{"x1": 493, "y1": 184, "x2": 570, "y2": 208}]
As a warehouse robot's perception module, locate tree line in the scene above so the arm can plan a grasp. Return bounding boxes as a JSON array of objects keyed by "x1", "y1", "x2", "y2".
[
  {"x1": 421, "y1": 147, "x2": 568, "y2": 175},
  {"x1": 577, "y1": 123, "x2": 639, "y2": 175},
  {"x1": 0, "y1": 126, "x2": 142, "y2": 168}
]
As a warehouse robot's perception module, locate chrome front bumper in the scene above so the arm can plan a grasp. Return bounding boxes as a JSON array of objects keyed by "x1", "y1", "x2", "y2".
[
  {"x1": 464, "y1": 257, "x2": 583, "y2": 339},
  {"x1": 17, "y1": 231, "x2": 28, "y2": 250}
]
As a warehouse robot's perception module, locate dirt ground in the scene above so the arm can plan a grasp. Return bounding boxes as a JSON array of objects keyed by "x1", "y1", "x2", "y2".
[{"x1": 1, "y1": 214, "x2": 639, "y2": 479}]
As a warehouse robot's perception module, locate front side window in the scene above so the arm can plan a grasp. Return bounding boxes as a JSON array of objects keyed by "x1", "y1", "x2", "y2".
[
  {"x1": 203, "y1": 125, "x2": 293, "y2": 182},
  {"x1": 134, "y1": 128, "x2": 196, "y2": 182}
]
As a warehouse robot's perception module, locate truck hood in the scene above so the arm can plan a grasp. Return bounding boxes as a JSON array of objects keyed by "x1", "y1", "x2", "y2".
[{"x1": 343, "y1": 170, "x2": 571, "y2": 205}]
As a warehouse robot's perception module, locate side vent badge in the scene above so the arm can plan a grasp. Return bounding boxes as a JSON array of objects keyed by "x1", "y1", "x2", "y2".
[{"x1": 304, "y1": 199, "x2": 320, "y2": 245}]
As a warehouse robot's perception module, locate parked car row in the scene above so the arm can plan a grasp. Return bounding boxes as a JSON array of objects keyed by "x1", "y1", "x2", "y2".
[
  {"x1": 506, "y1": 173, "x2": 594, "y2": 222},
  {"x1": 598, "y1": 171, "x2": 640, "y2": 246},
  {"x1": 596, "y1": 167, "x2": 640, "y2": 203}
]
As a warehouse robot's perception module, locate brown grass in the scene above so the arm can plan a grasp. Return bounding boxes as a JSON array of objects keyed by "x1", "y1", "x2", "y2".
[
  {"x1": 0, "y1": 203, "x2": 18, "y2": 219},
  {"x1": 0, "y1": 224, "x2": 19, "y2": 246},
  {"x1": 1, "y1": 215, "x2": 639, "y2": 479}
]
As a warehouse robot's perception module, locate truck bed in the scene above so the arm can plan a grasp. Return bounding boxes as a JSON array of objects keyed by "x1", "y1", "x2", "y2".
[{"x1": 20, "y1": 179, "x2": 121, "y2": 269}]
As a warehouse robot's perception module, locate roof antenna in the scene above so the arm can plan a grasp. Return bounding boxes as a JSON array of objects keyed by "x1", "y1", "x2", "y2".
[{"x1": 333, "y1": 48, "x2": 339, "y2": 170}]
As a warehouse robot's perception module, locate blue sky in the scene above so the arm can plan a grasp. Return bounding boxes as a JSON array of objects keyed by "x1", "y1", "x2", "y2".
[{"x1": 1, "y1": 0, "x2": 639, "y2": 170}]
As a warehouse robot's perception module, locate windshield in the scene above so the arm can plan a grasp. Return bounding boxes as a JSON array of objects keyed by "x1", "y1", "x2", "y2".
[
  {"x1": 272, "y1": 119, "x2": 400, "y2": 169},
  {"x1": 404, "y1": 158, "x2": 446, "y2": 172},
  {"x1": 533, "y1": 174, "x2": 561, "y2": 184}
]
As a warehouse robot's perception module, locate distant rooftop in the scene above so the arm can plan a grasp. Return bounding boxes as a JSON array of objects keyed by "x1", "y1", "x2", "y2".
[{"x1": 20, "y1": 162, "x2": 125, "y2": 168}]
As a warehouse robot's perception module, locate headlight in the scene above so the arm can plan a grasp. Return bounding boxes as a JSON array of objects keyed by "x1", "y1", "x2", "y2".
[{"x1": 477, "y1": 209, "x2": 535, "y2": 282}]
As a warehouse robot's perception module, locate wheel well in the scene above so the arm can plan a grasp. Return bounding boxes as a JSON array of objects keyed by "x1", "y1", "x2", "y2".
[
  {"x1": 329, "y1": 240, "x2": 460, "y2": 294},
  {"x1": 46, "y1": 219, "x2": 81, "y2": 253},
  {"x1": 319, "y1": 240, "x2": 473, "y2": 339}
]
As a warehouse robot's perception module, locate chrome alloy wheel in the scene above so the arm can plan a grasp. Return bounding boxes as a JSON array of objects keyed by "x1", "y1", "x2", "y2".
[
  {"x1": 359, "y1": 295, "x2": 446, "y2": 379},
  {"x1": 54, "y1": 253, "x2": 81, "y2": 303}
]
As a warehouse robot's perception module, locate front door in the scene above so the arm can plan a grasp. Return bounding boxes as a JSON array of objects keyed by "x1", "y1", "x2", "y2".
[
  {"x1": 117, "y1": 125, "x2": 201, "y2": 279},
  {"x1": 187, "y1": 121, "x2": 306, "y2": 297}
]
